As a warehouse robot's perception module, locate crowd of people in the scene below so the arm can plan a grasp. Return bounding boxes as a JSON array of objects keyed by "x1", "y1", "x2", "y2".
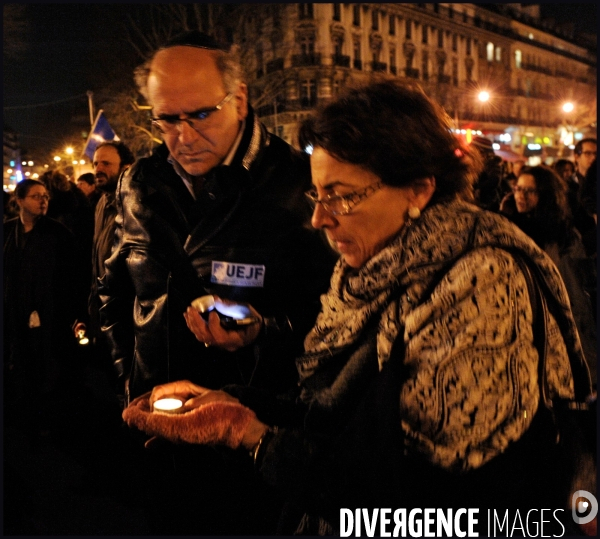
[{"x1": 4, "y1": 30, "x2": 597, "y2": 537}]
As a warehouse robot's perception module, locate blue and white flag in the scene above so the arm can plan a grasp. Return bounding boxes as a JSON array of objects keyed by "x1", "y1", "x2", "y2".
[{"x1": 83, "y1": 110, "x2": 120, "y2": 159}]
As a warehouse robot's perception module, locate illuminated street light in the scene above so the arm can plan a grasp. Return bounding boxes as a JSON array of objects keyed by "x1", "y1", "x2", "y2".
[
  {"x1": 562, "y1": 102, "x2": 574, "y2": 113},
  {"x1": 65, "y1": 146, "x2": 74, "y2": 155},
  {"x1": 54, "y1": 156, "x2": 61, "y2": 162},
  {"x1": 478, "y1": 91, "x2": 490, "y2": 103}
]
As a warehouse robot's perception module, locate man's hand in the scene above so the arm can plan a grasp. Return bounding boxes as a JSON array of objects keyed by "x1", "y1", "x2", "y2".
[{"x1": 183, "y1": 295, "x2": 263, "y2": 352}]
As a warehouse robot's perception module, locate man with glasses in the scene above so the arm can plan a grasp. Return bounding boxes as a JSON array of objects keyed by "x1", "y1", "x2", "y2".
[
  {"x1": 98, "y1": 31, "x2": 334, "y2": 534},
  {"x1": 571, "y1": 138, "x2": 597, "y2": 256}
]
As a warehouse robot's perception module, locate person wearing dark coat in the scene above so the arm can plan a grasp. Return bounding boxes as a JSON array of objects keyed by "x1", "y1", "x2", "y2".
[
  {"x1": 4, "y1": 179, "x2": 84, "y2": 438},
  {"x1": 500, "y1": 165, "x2": 597, "y2": 386}
]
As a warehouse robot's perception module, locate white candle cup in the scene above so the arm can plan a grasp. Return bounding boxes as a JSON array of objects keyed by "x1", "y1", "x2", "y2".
[{"x1": 153, "y1": 397, "x2": 185, "y2": 414}]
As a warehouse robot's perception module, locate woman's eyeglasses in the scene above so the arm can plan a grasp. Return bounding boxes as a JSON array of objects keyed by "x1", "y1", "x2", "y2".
[
  {"x1": 512, "y1": 186, "x2": 538, "y2": 196},
  {"x1": 151, "y1": 93, "x2": 234, "y2": 134},
  {"x1": 26, "y1": 194, "x2": 51, "y2": 201},
  {"x1": 305, "y1": 182, "x2": 382, "y2": 216}
]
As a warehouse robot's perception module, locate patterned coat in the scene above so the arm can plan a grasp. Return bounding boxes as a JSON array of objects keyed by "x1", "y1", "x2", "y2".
[{"x1": 243, "y1": 199, "x2": 592, "y2": 534}]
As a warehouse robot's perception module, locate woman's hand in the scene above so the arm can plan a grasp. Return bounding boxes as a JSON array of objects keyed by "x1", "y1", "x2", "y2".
[{"x1": 183, "y1": 295, "x2": 263, "y2": 352}]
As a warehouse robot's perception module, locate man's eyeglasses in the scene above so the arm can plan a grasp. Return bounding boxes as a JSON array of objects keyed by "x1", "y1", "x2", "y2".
[
  {"x1": 151, "y1": 93, "x2": 234, "y2": 134},
  {"x1": 580, "y1": 151, "x2": 597, "y2": 157},
  {"x1": 512, "y1": 186, "x2": 538, "y2": 196},
  {"x1": 26, "y1": 194, "x2": 50, "y2": 201},
  {"x1": 305, "y1": 182, "x2": 382, "y2": 216}
]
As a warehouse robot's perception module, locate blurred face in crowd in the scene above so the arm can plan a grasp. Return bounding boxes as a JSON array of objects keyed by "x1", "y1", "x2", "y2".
[
  {"x1": 76, "y1": 179, "x2": 96, "y2": 196},
  {"x1": 575, "y1": 141, "x2": 597, "y2": 177},
  {"x1": 309, "y1": 148, "x2": 434, "y2": 269},
  {"x1": 17, "y1": 184, "x2": 49, "y2": 221},
  {"x1": 514, "y1": 173, "x2": 539, "y2": 214},
  {"x1": 559, "y1": 162, "x2": 575, "y2": 183},
  {"x1": 513, "y1": 160, "x2": 526, "y2": 178},
  {"x1": 147, "y1": 46, "x2": 248, "y2": 177},
  {"x1": 93, "y1": 145, "x2": 124, "y2": 192}
]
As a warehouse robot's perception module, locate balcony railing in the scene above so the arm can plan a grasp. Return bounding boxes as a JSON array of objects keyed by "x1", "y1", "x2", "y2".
[
  {"x1": 292, "y1": 53, "x2": 321, "y2": 67},
  {"x1": 438, "y1": 74, "x2": 451, "y2": 84},
  {"x1": 370, "y1": 61, "x2": 387, "y2": 72},
  {"x1": 521, "y1": 63, "x2": 553, "y2": 76},
  {"x1": 405, "y1": 68, "x2": 419, "y2": 79},
  {"x1": 390, "y1": 66, "x2": 397, "y2": 75},
  {"x1": 353, "y1": 59, "x2": 363, "y2": 70},
  {"x1": 331, "y1": 54, "x2": 351, "y2": 68}
]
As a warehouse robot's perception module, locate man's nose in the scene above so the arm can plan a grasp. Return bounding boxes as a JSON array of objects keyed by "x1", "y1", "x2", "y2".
[{"x1": 178, "y1": 120, "x2": 201, "y2": 143}]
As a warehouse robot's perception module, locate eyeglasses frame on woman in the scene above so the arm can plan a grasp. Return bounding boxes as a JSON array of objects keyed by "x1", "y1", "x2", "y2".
[{"x1": 305, "y1": 181, "x2": 383, "y2": 216}]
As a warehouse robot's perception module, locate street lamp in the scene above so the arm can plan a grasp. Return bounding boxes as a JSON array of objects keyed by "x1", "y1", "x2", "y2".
[
  {"x1": 562, "y1": 102, "x2": 574, "y2": 113},
  {"x1": 478, "y1": 91, "x2": 490, "y2": 103}
]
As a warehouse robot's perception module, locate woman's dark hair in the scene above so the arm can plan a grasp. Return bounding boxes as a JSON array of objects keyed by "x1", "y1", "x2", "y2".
[
  {"x1": 39, "y1": 170, "x2": 70, "y2": 192},
  {"x1": 553, "y1": 159, "x2": 574, "y2": 178},
  {"x1": 298, "y1": 78, "x2": 482, "y2": 202},
  {"x1": 519, "y1": 165, "x2": 571, "y2": 244},
  {"x1": 15, "y1": 179, "x2": 46, "y2": 199}
]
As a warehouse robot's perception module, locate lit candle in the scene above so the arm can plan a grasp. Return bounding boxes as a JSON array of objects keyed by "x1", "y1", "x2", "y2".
[{"x1": 153, "y1": 397, "x2": 184, "y2": 414}]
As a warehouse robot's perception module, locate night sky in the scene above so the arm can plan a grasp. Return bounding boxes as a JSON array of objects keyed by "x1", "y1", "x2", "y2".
[{"x1": 3, "y1": 3, "x2": 597, "y2": 159}]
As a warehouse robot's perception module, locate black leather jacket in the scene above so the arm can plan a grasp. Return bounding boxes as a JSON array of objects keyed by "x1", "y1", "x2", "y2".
[{"x1": 99, "y1": 109, "x2": 335, "y2": 402}]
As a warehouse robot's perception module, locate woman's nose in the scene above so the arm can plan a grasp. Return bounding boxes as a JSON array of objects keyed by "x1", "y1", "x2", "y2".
[{"x1": 311, "y1": 202, "x2": 335, "y2": 230}]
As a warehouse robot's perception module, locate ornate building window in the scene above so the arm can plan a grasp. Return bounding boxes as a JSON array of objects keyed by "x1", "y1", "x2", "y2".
[
  {"x1": 299, "y1": 4, "x2": 314, "y2": 20},
  {"x1": 452, "y1": 58, "x2": 458, "y2": 86},
  {"x1": 486, "y1": 42, "x2": 494, "y2": 62},
  {"x1": 452, "y1": 34, "x2": 457, "y2": 52},
  {"x1": 466, "y1": 37, "x2": 471, "y2": 56},
  {"x1": 389, "y1": 15, "x2": 396, "y2": 36},
  {"x1": 405, "y1": 19, "x2": 412, "y2": 40},
  {"x1": 515, "y1": 49, "x2": 522, "y2": 69},
  {"x1": 300, "y1": 78, "x2": 317, "y2": 107},
  {"x1": 372, "y1": 9, "x2": 379, "y2": 31},
  {"x1": 422, "y1": 50, "x2": 429, "y2": 81},
  {"x1": 353, "y1": 5, "x2": 360, "y2": 26},
  {"x1": 438, "y1": 29, "x2": 444, "y2": 48},
  {"x1": 353, "y1": 38, "x2": 362, "y2": 69},
  {"x1": 422, "y1": 25, "x2": 428, "y2": 44},
  {"x1": 390, "y1": 46, "x2": 397, "y2": 74},
  {"x1": 333, "y1": 3, "x2": 341, "y2": 22}
]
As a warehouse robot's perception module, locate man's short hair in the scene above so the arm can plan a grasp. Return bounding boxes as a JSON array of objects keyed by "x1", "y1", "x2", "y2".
[
  {"x1": 95, "y1": 141, "x2": 135, "y2": 167},
  {"x1": 574, "y1": 137, "x2": 597, "y2": 155},
  {"x1": 77, "y1": 172, "x2": 95, "y2": 186},
  {"x1": 134, "y1": 31, "x2": 244, "y2": 101}
]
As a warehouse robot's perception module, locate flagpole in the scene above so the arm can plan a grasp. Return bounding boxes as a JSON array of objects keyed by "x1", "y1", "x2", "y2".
[{"x1": 87, "y1": 91, "x2": 94, "y2": 128}]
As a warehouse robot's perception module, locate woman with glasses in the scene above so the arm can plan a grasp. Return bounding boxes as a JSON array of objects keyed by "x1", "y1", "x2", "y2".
[
  {"x1": 4, "y1": 179, "x2": 84, "y2": 443},
  {"x1": 122, "y1": 81, "x2": 593, "y2": 535},
  {"x1": 500, "y1": 165, "x2": 597, "y2": 387}
]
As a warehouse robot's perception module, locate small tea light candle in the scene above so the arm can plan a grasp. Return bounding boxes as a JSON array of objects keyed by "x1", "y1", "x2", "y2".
[{"x1": 153, "y1": 397, "x2": 184, "y2": 414}]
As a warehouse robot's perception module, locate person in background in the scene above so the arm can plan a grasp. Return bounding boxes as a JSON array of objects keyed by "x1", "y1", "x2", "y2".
[
  {"x1": 99, "y1": 30, "x2": 335, "y2": 535},
  {"x1": 470, "y1": 135, "x2": 504, "y2": 211},
  {"x1": 124, "y1": 80, "x2": 593, "y2": 536},
  {"x1": 571, "y1": 139, "x2": 597, "y2": 257},
  {"x1": 76, "y1": 172, "x2": 102, "y2": 211},
  {"x1": 500, "y1": 165, "x2": 596, "y2": 385},
  {"x1": 4, "y1": 179, "x2": 85, "y2": 442},
  {"x1": 74, "y1": 141, "x2": 135, "y2": 399},
  {"x1": 39, "y1": 169, "x2": 94, "y2": 254},
  {"x1": 553, "y1": 158, "x2": 575, "y2": 185}
]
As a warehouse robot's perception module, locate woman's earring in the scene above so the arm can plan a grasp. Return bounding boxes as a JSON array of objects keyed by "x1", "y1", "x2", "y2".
[{"x1": 407, "y1": 206, "x2": 421, "y2": 220}]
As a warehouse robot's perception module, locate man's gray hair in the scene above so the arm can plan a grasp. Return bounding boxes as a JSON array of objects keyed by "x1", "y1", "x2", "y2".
[{"x1": 134, "y1": 43, "x2": 244, "y2": 102}]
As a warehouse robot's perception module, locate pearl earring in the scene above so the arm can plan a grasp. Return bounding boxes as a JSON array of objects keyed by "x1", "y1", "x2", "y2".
[{"x1": 408, "y1": 206, "x2": 421, "y2": 220}]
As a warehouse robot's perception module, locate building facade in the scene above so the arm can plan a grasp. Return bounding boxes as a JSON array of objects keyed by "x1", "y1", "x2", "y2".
[{"x1": 226, "y1": 3, "x2": 596, "y2": 163}]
